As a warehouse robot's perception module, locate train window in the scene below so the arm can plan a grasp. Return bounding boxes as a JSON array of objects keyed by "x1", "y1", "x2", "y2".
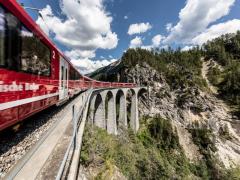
[
  {"x1": 0, "y1": 5, "x2": 21, "y2": 70},
  {"x1": 70, "y1": 68, "x2": 75, "y2": 80},
  {"x1": 21, "y1": 26, "x2": 51, "y2": 76},
  {"x1": 0, "y1": 5, "x2": 50, "y2": 76},
  {"x1": 70, "y1": 68, "x2": 80, "y2": 80},
  {"x1": 65, "y1": 68, "x2": 68, "y2": 82},
  {"x1": 5, "y1": 9, "x2": 21, "y2": 70},
  {"x1": 61, "y1": 66, "x2": 64, "y2": 87},
  {"x1": 0, "y1": 7, "x2": 4, "y2": 66},
  {"x1": 75, "y1": 71, "x2": 80, "y2": 80}
]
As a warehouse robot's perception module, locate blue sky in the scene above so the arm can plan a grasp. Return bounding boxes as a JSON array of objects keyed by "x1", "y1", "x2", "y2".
[{"x1": 17, "y1": 0, "x2": 240, "y2": 74}]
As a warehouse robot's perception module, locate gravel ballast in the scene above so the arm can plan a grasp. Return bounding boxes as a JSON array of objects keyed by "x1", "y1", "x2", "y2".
[{"x1": 0, "y1": 98, "x2": 76, "y2": 178}]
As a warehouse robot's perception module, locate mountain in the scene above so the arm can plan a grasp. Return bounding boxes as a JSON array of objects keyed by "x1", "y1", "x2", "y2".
[
  {"x1": 87, "y1": 60, "x2": 123, "y2": 82},
  {"x1": 82, "y1": 32, "x2": 240, "y2": 179}
]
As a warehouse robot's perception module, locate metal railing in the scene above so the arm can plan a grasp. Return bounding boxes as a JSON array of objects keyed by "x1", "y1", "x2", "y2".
[{"x1": 56, "y1": 89, "x2": 93, "y2": 180}]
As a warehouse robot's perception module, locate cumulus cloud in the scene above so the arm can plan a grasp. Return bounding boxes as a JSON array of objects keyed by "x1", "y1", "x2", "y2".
[
  {"x1": 65, "y1": 49, "x2": 96, "y2": 59},
  {"x1": 129, "y1": 36, "x2": 142, "y2": 48},
  {"x1": 164, "y1": 0, "x2": 236, "y2": 44},
  {"x1": 192, "y1": 19, "x2": 240, "y2": 45},
  {"x1": 64, "y1": 49, "x2": 116, "y2": 74},
  {"x1": 71, "y1": 58, "x2": 117, "y2": 74},
  {"x1": 152, "y1": 34, "x2": 164, "y2": 47},
  {"x1": 36, "y1": 0, "x2": 118, "y2": 74},
  {"x1": 140, "y1": 45, "x2": 152, "y2": 50},
  {"x1": 128, "y1": 22, "x2": 152, "y2": 35},
  {"x1": 37, "y1": 0, "x2": 118, "y2": 50},
  {"x1": 181, "y1": 45, "x2": 195, "y2": 51},
  {"x1": 129, "y1": 34, "x2": 165, "y2": 50}
]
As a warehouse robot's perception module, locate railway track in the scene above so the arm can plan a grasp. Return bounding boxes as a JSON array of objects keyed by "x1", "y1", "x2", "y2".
[{"x1": 1, "y1": 90, "x2": 92, "y2": 180}]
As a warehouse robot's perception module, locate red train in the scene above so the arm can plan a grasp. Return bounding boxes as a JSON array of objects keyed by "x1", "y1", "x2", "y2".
[{"x1": 0, "y1": 1, "x2": 135, "y2": 131}]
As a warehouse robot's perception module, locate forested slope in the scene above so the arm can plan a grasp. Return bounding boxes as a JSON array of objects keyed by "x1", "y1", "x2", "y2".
[{"x1": 203, "y1": 31, "x2": 240, "y2": 115}]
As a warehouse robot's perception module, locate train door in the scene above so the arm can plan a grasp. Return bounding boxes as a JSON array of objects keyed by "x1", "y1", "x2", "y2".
[{"x1": 59, "y1": 57, "x2": 69, "y2": 101}]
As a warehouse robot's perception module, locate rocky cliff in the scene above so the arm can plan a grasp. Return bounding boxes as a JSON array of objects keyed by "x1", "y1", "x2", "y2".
[{"x1": 89, "y1": 59, "x2": 240, "y2": 168}]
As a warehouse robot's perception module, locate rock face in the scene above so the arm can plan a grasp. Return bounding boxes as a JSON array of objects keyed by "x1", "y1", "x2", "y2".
[{"x1": 90, "y1": 60, "x2": 240, "y2": 168}]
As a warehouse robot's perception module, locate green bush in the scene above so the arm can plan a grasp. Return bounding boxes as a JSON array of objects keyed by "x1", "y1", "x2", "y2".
[
  {"x1": 81, "y1": 117, "x2": 205, "y2": 179},
  {"x1": 207, "y1": 66, "x2": 222, "y2": 86}
]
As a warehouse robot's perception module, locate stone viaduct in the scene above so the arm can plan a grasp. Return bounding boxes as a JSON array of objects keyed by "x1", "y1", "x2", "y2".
[{"x1": 87, "y1": 87, "x2": 148, "y2": 134}]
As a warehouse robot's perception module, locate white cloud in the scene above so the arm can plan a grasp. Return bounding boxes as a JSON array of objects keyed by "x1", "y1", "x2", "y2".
[
  {"x1": 134, "y1": 34, "x2": 165, "y2": 50},
  {"x1": 192, "y1": 19, "x2": 240, "y2": 45},
  {"x1": 142, "y1": 45, "x2": 169, "y2": 50},
  {"x1": 181, "y1": 45, "x2": 195, "y2": 51},
  {"x1": 124, "y1": 15, "x2": 128, "y2": 19},
  {"x1": 152, "y1": 34, "x2": 164, "y2": 47},
  {"x1": 129, "y1": 36, "x2": 142, "y2": 48},
  {"x1": 109, "y1": 55, "x2": 113, "y2": 58},
  {"x1": 36, "y1": 6, "x2": 59, "y2": 36},
  {"x1": 164, "y1": 0, "x2": 236, "y2": 44},
  {"x1": 128, "y1": 22, "x2": 152, "y2": 35},
  {"x1": 36, "y1": 0, "x2": 119, "y2": 74},
  {"x1": 160, "y1": 45, "x2": 170, "y2": 50},
  {"x1": 165, "y1": 23, "x2": 173, "y2": 32},
  {"x1": 37, "y1": 2, "x2": 118, "y2": 50},
  {"x1": 65, "y1": 49, "x2": 95, "y2": 59},
  {"x1": 64, "y1": 49, "x2": 118, "y2": 74},
  {"x1": 71, "y1": 58, "x2": 117, "y2": 74},
  {"x1": 65, "y1": 49, "x2": 117, "y2": 74}
]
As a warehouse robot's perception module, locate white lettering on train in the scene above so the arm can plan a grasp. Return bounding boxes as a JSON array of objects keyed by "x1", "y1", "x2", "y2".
[
  {"x1": 25, "y1": 83, "x2": 39, "y2": 91},
  {"x1": 0, "y1": 81, "x2": 39, "y2": 92}
]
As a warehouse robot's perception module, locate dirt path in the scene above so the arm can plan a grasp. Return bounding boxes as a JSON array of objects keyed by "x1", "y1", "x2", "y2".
[
  {"x1": 201, "y1": 59, "x2": 240, "y2": 136},
  {"x1": 201, "y1": 59, "x2": 231, "y2": 112},
  {"x1": 201, "y1": 59, "x2": 218, "y2": 94}
]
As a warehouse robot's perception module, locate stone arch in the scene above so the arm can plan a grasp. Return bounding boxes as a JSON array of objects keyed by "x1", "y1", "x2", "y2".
[
  {"x1": 106, "y1": 90, "x2": 117, "y2": 135},
  {"x1": 138, "y1": 87, "x2": 148, "y2": 105},
  {"x1": 137, "y1": 87, "x2": 148, "y2": 98},
  {"x1": 88, "y1": 94, "x2": 97, "y2": 124},
  {"x1": 116, "y1": 89, "x2": 128, "y2": 129},
  {"x1": 137, "y1": 87, "x2": 149, "y2": 118},
  {"x1": 93, "y1": 93, "x2": 105, "y2": 129},
  {"x1": 126, "y1": 88, "x2": 139, "y2": 132}
]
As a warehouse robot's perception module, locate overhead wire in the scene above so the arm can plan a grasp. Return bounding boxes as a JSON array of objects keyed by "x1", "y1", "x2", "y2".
[{"x1": 26, "y1": 0, "x2": 52, "y2": 37}]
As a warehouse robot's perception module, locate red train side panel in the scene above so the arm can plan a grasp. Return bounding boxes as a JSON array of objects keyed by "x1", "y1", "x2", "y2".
[{"x1": 0, "y1": 1, "x2": 61, "y2": 130}]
